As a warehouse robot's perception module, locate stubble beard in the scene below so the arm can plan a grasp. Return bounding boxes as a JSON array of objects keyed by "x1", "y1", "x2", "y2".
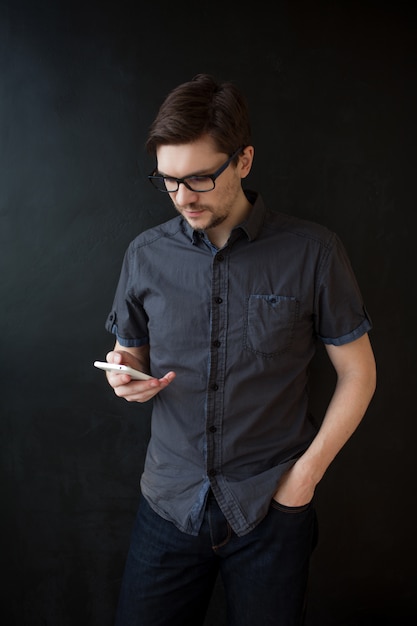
[
  {"x1": 172, "y1": 179, "x2": 240, "y2": 233},
  {"x1": 174, "y1": 202, "x2": 230, "y2": 232}
]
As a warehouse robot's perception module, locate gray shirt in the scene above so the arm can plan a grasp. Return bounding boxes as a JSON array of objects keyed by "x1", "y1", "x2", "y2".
[{"x1": 106, "y1": 191, "x2": 372, "y2": 536}]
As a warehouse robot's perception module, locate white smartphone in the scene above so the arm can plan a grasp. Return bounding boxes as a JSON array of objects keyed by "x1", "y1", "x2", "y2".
[{"x1": 93, "y1": 361, "x2": 153, "y2": 380}]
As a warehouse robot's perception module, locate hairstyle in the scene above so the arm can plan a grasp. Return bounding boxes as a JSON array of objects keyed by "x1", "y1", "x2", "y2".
[{"x1": 146, "y1": 74, "x2": 252, "y2": 161}]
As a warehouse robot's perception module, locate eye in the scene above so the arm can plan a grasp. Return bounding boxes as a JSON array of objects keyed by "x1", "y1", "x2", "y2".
[{"x1": 187, "y1": 176, "x2": 211, "y2": 183}]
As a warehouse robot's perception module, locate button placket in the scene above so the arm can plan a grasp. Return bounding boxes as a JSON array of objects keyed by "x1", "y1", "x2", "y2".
[{"x1": 205, "y1": 250, "x2": 228, "y2": 483}]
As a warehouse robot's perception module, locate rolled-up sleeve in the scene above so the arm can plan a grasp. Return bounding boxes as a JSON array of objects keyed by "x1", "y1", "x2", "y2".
[
  {"x1": 105, "y1": 243, "x2": 149, "y2": 347},
  {"x1": 315, "y1": 232, "x2": 372, "y2": 345}
]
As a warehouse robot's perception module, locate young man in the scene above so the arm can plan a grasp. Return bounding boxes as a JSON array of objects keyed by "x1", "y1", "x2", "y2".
[{"x1": 103, "y1": 74, "x2": 376, "y2": 626}]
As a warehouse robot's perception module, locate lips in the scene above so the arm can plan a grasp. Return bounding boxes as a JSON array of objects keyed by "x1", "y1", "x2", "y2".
[
  {"x1": 183, "y1": 207, "x2": 206, "y2": 218},
  {"x1": 186, "y1": 209, "x2": 204, "y2": 216}
]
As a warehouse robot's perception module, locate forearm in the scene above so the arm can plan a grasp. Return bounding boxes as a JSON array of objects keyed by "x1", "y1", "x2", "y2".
[
  {"x1": 274, "y1": 333, "x2": 376, "y2": 506},
  {"x1": 298, "y1": 368, "x2": 376, "y2": 485}
]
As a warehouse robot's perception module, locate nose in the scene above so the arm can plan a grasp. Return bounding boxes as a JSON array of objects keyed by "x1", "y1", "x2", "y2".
[{"x1": 174, "y1": 182, "x2": 199, "y2": 206}]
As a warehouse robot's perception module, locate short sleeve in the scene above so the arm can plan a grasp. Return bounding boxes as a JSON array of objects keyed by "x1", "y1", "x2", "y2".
[
  {"x1": 105, "y1": 243, "x2": 149, "y2": 347},
  {"x1": 315, "y1": 233, "x2": 372, "y2": 345}
]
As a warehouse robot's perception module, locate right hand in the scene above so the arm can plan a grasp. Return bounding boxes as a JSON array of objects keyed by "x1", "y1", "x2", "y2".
[{"x1": 105, "y1": 350, "x2": 176, "y2": 403}]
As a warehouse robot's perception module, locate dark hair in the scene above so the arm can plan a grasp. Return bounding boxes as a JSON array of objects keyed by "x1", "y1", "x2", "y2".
[{"x1": 146, "y1": 74, "x2": 251, "y2": 159}]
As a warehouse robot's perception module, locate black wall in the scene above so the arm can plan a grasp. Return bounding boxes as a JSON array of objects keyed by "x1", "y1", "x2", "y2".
[{"x1": 1, "y1": 1, "x2": 416, "y2": 624}]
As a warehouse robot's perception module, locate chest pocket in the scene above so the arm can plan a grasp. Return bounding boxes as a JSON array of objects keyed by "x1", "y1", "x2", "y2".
[{"x1": 244, "y1": 294, "x2": 298, "y2": 357}]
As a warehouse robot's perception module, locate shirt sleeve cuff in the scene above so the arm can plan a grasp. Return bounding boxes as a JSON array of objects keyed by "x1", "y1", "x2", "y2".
[{"x1": 319, "y1": 316, "x2": 372, "y2": 346}]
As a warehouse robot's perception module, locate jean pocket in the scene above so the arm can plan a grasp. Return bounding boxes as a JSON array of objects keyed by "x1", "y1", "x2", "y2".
[
  {"x1": 270, "y1": 499, "x2": 312, "y2": 514},
  {"x1": 243, "y1": 294, "x2": 298, "y2": 357}
]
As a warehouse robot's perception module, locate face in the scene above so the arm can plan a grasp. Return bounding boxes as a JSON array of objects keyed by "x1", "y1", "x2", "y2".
[{"x1": 155, "y1": 137, "x2": 253, "y2": 235}]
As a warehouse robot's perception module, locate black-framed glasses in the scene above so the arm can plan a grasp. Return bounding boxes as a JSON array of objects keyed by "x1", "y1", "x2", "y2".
[{"x1": 148, "y1": 146, "x2": 243, "y2": 193}]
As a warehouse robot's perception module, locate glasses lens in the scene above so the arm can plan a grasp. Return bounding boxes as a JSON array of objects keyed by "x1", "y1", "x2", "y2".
[
  {"x1": 184, "y1": 176, "x2": 215, "y2": 192},
  {"x1": 149, "y1": 176, "x2": 172, "y2": 192},
  {"x1": 149, "y1": 175, "x2": 215, "y2": 192},
  {"x1": 163, "y1": 177, "x2": 179, "y2": 192}
]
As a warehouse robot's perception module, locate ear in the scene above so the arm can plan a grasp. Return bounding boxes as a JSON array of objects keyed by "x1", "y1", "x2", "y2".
[{"x1": 239, "y1": 145, "x2": 254, "y2": 179}]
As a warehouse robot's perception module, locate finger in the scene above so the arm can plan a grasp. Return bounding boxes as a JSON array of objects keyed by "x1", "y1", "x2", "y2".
[
  {"x1": 109, "y1": 372, "x2": 134, "y2": 387},
  {"x1": 158, "y1": 371, "x2": 176, "y2": 385},
  {"x1": 114, "y1": 374, "x2": 174, "y2": 402},
  {"x1": 113, "y1": 376, "x2": 159, "y2": 393},
  {"x1": 115, "y1": 384, "x2": 160, "y2": 403},
  {"x1": 106, "y1": 350, "x2": 122, "y2": 365}
]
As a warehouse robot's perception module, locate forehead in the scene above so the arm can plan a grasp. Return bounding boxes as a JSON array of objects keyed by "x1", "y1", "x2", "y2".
[{"x1": 156, "y1": 137, "x2": 226, "y2": 176}]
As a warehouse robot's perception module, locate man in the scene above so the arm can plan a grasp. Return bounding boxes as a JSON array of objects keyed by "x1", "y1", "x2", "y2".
[{"x1": 103, "y1": 74, "x2": 376, "y2": 626}]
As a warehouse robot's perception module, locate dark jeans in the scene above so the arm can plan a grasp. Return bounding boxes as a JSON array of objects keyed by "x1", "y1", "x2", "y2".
[{"x1": 115, "y1": 492, "x2": 318, "y2": 626}]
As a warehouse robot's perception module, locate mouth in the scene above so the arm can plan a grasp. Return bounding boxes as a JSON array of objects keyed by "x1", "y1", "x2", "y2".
[
  {"x1": 185, "y1": 209, "x2": 204, "y2": 216},
  {"x1": 182, "y1": 206, "x2": 207, "y2": 218}
]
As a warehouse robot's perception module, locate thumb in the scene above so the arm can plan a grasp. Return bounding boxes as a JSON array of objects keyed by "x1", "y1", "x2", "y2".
[{"x1": 106, "y1": 350, "x2": 122, "y2": 365}]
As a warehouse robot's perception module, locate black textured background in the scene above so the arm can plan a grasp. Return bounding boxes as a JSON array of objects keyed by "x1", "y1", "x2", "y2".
[{"x1": 1, "y1": 1, "x2": 416, "y2": 624}]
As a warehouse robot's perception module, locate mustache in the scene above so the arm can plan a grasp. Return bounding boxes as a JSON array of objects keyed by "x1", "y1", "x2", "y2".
[{"x1": 174, "y1": 202, "x2": 211, "y2": 211}]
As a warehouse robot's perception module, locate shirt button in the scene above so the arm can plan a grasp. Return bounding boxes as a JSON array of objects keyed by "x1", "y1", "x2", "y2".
[
  {"x1": 210, "y1": 383, "x2": 219, "y2": 391},
  {"x1": 209, "y1": 426, "x2": 217, "y2": 433},
  {"x1": 212, "y1": 340, "x2": 221, "y2": 348},
  {"x1": 215, "y1": 297, "x2": 223, "y2": 304},
  {"x1": 216, "y1": 254, "x2": 224, "y2": 261},
  {"x1": 208, "y1": 469, "x2": 217, "y2": 477}
]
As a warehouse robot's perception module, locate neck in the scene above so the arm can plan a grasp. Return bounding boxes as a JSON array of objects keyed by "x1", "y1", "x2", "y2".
[{"x1": 207, "y1": 196, "x2": 252, "y2": 249}]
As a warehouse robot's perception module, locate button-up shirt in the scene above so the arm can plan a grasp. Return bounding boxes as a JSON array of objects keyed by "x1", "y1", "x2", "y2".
[{"x1": 105, "y1": 191, "x2": 372, "y2": 536}]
